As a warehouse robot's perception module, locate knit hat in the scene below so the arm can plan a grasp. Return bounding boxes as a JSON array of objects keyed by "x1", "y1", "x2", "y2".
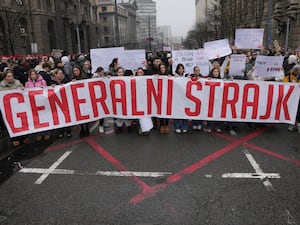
[{"x1": 61, "y1": 56, "x2": 69, "y2": 64}]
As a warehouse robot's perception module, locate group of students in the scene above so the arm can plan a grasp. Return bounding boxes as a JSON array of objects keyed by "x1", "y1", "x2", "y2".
[{"x1": 0, "y1": 47, "x2": 300, "y2": 147}]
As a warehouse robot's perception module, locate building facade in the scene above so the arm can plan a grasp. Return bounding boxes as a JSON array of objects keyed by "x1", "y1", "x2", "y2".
[
  {"x1": 157, "y1": 25, "x2": 172, "y2": 50},
  {"x1": 195, "y1": 0, "x2": 300, "y2": 49},
  {"x1": 135, "y1": 0, "x2": 157, "y2": 51},
  {"x1": 0, "y1": 0, "x2": 103, "y2": 55}
]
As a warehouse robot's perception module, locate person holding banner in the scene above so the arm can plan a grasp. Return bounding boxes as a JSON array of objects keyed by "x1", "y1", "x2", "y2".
[
  {"x1": 190, "y1": 66, "x2": 204, "y2": 131},
  {"x1": 72, "y1": 65, "x2": 90, "y2": 137},
  {"x1": 114, "y1": 67, "x2": 133, "y2": 134},
  {"x1": 92, "y1": 66, "x2": 106, "y2": 134},
  {"x1": 283, "y1": 65, "x2": 300, "y2": 132},
  {"x1": 173, "y1": 64, "x2": 189, "y2": 133},
  {"x1": 51, "y1": 68, "x2": 72, "y2": 138},
  {"x1": 158, "y1": 63, "x2": 170, "y2": 134},
  {"x1": 0, "y1": 70, "x2": 28, "y2": 147}
]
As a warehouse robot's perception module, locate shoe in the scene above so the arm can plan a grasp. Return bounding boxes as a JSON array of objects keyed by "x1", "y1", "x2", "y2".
[
  {"x1": 160, "y1": 126, "x2": 165, "y2": 134},
  {"x1": 12, "y1": 141, "x2": 21, "y2": 147},
  {"x1": 58, "y1": 133, "x2": 64, "y2": 138},
  {"x1": 288, "y1": 125, "x2": 294, "y2": 132},
  {"x1": 66, "y1": 132, "x2": 72, "y2": 138},
  {"x1": 164, "y1": 126, "x2": 170, "y2": 134},
  {"x1": 216, "y1": 128, "x2": 222, "y2": 133},
  {"x1": 192, "y1": 125, "x2": 197, "y2": 130},
  {"x1": 204, "y1": 128, "x2": 211, "y2": 133},
  {"x1": 230, "y1": 129, "x2": 237, "y2": 135},
  {"x1": 44, "y1": 135, "x2": 50, "y2": 141},
  {"x1": 197, "y1": 124, "x2": 202, "y2": 131},
  {"x1": 98, "y1": 126, "x2": 104, "y2": 133},
  {"x1": 182, "y1": 130, "x2": 188, "y2": 133},
  {"x1": 175, "y1": 129, "x2": 181, "y2": 133},
  {"x1": 36, "y1": 135, "x2": 43, "y2": 141}
]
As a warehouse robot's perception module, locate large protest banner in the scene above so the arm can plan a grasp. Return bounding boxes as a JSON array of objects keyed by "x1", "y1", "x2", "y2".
[
  {"x1": 172, "y1": 49, "x2": 209, "y2": 75},
  {"x1": 90, "y1": 47, "x2": 124, "y2": 71},
  {"x1": 253, "y1": 55, "x2": 284, "y2": 77},
  {"x1": 118, "y1": 49, "x2": 146, "y2": 71},
  {"x1": 204, "y1": 39, "x2": 232, "y2": 60},
  {"x1": 235, "y1": 29, "x2": 264, "y2": 49},
  {"x1": 229, "y1": 54, "x2": 246, "y2": 77},
  {"x1": 0, "y1": 77, "x2": 299, "y2": 137}
]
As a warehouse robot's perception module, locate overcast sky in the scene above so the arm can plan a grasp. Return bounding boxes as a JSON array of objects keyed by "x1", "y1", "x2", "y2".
[{"x1": 153, "y1": 0, "x2": 196, "y2": 37}]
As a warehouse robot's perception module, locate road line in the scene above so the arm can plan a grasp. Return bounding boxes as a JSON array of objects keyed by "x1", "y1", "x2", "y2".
[
  {"x1": 130, "y1": 126, "x2": 271, "y2": 204},
  {"x1": 20, "y1": 168, "x2": 75, "y2": 175},
  {"x1": 243, "y1": 149, "x2": 275, "y2": 191},
  {"x1": 20, "y1": 168, "x2": 171, "y2": 178},
  {"x1": 85, "y1": 138, "x2": 150, "y2": 190},
  {"x1": 222, "y1": 173, "x2": 280, "y2": 179},
  {"x1": 96, "y1": 171, "x2": 172, "y2": 177},
  {"x1": 34, "y1": 150, "x2": 73, "y2": 184},
  {"x1": 244, "y1": 143, "x2": 300, "y2": 167}
]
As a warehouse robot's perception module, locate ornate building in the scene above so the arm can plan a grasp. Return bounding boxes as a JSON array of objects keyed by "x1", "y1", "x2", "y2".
[{"x1": 0, "y1": 0, "x2": 102, "y2": 55}]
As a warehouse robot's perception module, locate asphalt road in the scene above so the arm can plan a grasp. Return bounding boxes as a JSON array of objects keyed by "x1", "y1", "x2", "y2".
[{"x1": 0, "y1": 121, "x2": 299, "y2": 225}]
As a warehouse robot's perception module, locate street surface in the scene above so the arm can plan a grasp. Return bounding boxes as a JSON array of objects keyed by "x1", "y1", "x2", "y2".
[{"x1": 0, "y1": 120, "x2": 299, "y2": 225}]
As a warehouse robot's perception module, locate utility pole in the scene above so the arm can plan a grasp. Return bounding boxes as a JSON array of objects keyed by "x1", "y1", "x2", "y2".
[
  {"x1": 266, "y1": 0, "x2": 273, "y2": 48},
  {"x1": 114, "y1": 0, "x2": 120, "y2": 46}
]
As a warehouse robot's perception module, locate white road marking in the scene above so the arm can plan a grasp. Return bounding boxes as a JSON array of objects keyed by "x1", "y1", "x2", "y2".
[
  {"x1": 20, "y1": 168, "x2": 75, "y2": 175},
  {"x1": 95, "y1": 171, "x2": 172, "y2": 177},
  {"x1": 20, "y1": 168, "x2": 171, "y2": 178},
  {"x1": 222, "y1": 173, "x2": 280, "y2": 179},
  {"x1": 34, "y1": 150, "x2": 73, "y2": 184},
  {"x1": 243, "y1": 149, "x2": 277, "y2": 191}
]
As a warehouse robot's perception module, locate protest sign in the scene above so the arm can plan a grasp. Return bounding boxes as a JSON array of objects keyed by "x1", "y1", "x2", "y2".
[
  {"x1": 204, "y1": 39, "x2": 232, "y2": 60},
  {"x1": 90, "y1": 47, "x2": 124, "y2": 71},
  {"x1": 253, "y1": 55, "x2": 284, "y2": 77},
  {"x1": 0, "y1": 77, "x2": 299, "y2": 137},
  {"x1": 118, "y1": 49, "x2": 146, "y2": 71},
  {"x1": 172, "y1": 49, "x2": 209, "y2": 75},
  {"x1": 235, "y1": 29, "x2": 264, "y2": 49},
  {"x1": 229, "y1": 54, "x2": 246, "y2": 77}
]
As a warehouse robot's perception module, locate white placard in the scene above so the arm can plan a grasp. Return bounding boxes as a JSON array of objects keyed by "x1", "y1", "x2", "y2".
[
  {"x1": 229, "y1": 54, "x2": 246, "y2": 77},
  {"x1": 139, "y1": 117, "x2": 153, "y2": 132},
  {"x1": 253, "y1": 55, "x2": 284, "y2": 77},
  {"x1": 90, "y1": 47, "x2": 125, "y2": 72},
  {"x1": 172, "y1": 49, "x2": 209, "y2": 75},
  {"x1": 204, "y1": 39, "x2": 232, "y2": 60},
  {"x1": 118, "y1": 49, "x2": 146, "y2": 71},
  {"x1": 235, "y1": 29, "x2": 264, "y2": 49}
]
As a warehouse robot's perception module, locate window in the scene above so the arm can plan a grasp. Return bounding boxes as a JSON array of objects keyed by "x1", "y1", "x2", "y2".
[
  {"x1": 104, "y1": 37, "x2": 109, "y2": 44},
  {"x1": 103, "y1": 26, "x2": 108, "y2": 33},
  {"x1": 103, "y1": 17, "x2": 107, "y2": 22},
  {"x1": 102, "y1": 6, "x2": 107, "y2": 12}
]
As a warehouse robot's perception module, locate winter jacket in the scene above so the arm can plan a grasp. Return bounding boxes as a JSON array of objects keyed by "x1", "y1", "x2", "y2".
[
  {"x1": 0, "y1": 79, "x2": 23, "y2": 91},
  {"x1": 25, "y1": 75, "x2": 47, "y2": 88}
]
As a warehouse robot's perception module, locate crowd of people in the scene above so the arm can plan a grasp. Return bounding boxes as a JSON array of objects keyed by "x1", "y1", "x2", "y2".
[{"x1": 0, "y1": 46, "x2": 300, "y2": 147}]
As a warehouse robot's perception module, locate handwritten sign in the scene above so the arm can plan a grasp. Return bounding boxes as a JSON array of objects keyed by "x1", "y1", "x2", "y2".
[
  {"x1": 229, "y1": 54, "x2": 246, "y2": 77},
  {"x1": 172, "y1": 49, "x2": 209, "y2": 75},
  {"x1": 204, "y1": 39, "x2": 232, "y2": 60},
  {"x1": 235, "y1": 29, "x2": 264, "y2": 49},
  {"x1": 118, "y1": 49, "x2": 146, "y2": 71},
  {"x1": 253, "y1": 55, "x2": 284, "y2": 77}
]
